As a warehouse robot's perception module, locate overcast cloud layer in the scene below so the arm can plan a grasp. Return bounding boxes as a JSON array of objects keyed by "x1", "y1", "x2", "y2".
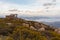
[{"x1": 0, "y1": 0, "x2": 60, "y2": 17}]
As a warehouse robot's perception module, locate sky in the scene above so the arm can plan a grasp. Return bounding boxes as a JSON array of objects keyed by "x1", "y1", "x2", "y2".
[{"x1": 0, "y1": 0, "x2": 60, "y2": 17}]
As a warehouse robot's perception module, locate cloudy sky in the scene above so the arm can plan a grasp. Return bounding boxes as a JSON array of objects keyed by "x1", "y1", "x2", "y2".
[{"x1": 0, "y1": 0, "x2": 60, "y2": 17}]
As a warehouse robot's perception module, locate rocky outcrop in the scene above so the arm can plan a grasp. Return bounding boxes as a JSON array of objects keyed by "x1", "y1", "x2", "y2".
[{"x1": 55, "y1": 28, "x2": 60, "y2": 33}]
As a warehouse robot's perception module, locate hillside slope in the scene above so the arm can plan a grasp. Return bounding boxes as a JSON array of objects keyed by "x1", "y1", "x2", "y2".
[{"x1": 0, "y1": 17, "x2": 60, "y2": 40}]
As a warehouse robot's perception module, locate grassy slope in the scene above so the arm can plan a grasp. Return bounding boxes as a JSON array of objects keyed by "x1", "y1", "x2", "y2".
[{"x1": 0, "y1": 18, "x2": 60, "y2": 40}]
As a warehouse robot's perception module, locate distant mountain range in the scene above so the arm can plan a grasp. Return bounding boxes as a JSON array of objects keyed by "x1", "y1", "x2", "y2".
[
  {"x1": 19, "y1": 16, "x2": 60, "y2": 20},
  {"x1": 19, "y1": 16, "x2": 60, "y2": 28},
  {"x1": 44, "y1": 21, "x2": 60, "y2": 28}
]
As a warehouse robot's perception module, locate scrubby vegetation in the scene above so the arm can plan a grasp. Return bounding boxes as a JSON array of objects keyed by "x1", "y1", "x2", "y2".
[{"x1": 0, "y1": 18, "x2": 60, "y2": 40}]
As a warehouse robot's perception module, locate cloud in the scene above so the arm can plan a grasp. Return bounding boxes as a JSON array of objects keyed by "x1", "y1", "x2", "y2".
[{"x1": 0, "y1": 0, "x2": 60, "y2": 17}]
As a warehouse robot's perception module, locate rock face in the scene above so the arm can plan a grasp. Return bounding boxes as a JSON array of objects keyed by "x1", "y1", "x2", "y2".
[
  {"x1": 21, "y1": 20, "x2": 55, "y2": 32},
  {"x1": 38, "y1": 27, "x2": 45, "y2": 31},
  {"x1": 6, "y1": 14, "x2": 18, "y2": 19},
  {"x1": 22, "y1": 23, "x2": 30, "y2": 27},
  {"x1": 55, "y1": 28, "x2": 60, "y2": 33},
  {"x1": 30, "y1": 26, "x2": 37, "y2": 30}
]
